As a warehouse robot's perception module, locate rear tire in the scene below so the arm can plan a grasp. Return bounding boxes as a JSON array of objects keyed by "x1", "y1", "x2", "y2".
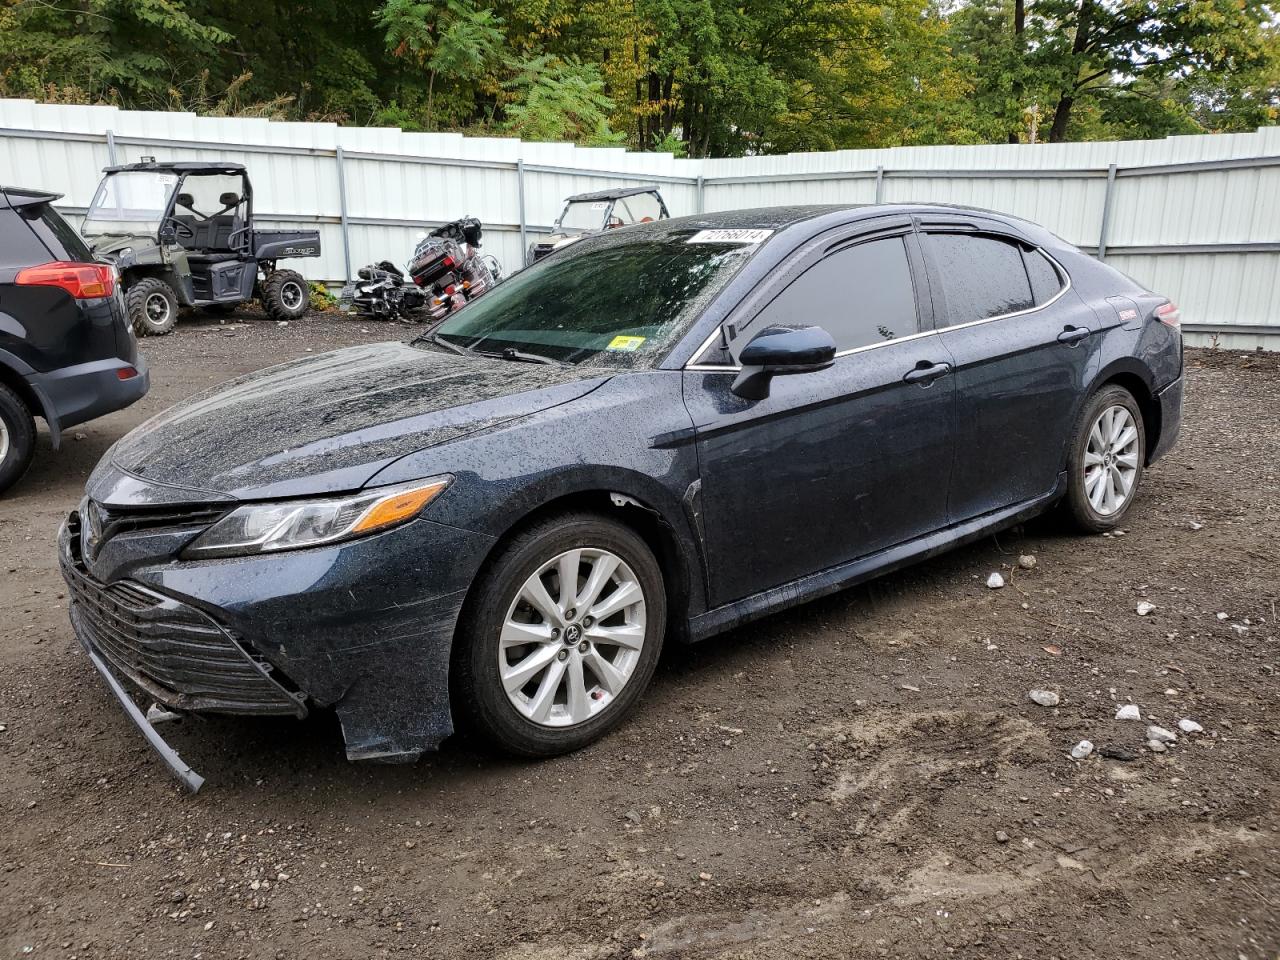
[
  {"x1": 0, "y1": 383, "x2": 36, "y2": 495},
  {"x1": 1064, "y1": 385, "x2": 1146, "y2": 533},
  {"x1": 453, "y1": 513, "x2": 666, "y2": 758},
  {"x1": 262, "y1": 269, "x2": 310, "y2": 321},
  {"x1": 126, "y1": 277, "x2": 179, "y2": 336}
]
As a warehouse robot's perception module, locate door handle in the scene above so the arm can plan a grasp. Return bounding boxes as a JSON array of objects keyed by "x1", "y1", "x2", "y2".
[
  {"x1": 1057, "y1": 325, "x2": 1090, "y2": 345},
  {"x1": 903, "y1": 361, "x2": 952, "y2": 386}
]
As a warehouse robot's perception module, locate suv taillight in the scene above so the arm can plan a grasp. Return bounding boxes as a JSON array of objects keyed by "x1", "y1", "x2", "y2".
[
  {"x1": 15, "y1": 261, "x2": 115, "y2": 299},
  {"x1": 1155, "y1": 301, "x2": 1181, "y2": 328}
]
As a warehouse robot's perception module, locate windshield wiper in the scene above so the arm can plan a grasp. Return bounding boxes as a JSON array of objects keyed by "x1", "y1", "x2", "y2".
[
  {"x1": 420, "y1": 332, "x2": 471, "y2": 357},
  {"x1": 491, "y1": 347, "x2": 562, "y2": 366}
]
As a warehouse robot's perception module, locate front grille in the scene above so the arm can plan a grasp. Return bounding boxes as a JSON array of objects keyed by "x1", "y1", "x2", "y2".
[
  {"x1": 62, "y1": 511, "x2": 304, "y2": 717},
  {"x1": 89, "y1": 501, "x2": 229, "y2": 541}
]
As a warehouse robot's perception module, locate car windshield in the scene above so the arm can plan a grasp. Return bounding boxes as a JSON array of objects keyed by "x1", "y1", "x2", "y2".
[
  {"x1": 421, "y1": 228, "x2": 763, "y2": 368},
  {"x1": 556, "y1": 200, "x2": 612, "y2": 233},
  {"x1": 82, "y1": 170, "x2": 178, "y2": 237}
]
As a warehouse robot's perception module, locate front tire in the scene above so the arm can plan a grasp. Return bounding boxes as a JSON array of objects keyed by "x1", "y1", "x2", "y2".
[
  {"x1": 126, "y1": 277, "x2": 179, "y2": 336},
  {"x1": 454, "y1": 513, "x2": 666, "y2": 758},
  {"x1": 261, "y1": 269, "x2": 310, "y2": 321},
  {"x1": 1064, "y1": 385, "x2": 1146, "y2": 533},
  {"x1": 0, "y1": 383, "x2": 36, "y2": 495}
]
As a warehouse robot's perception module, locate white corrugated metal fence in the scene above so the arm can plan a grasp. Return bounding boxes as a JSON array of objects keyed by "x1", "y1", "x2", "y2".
[{"x1": 2, "y1": 99, "x2": 1277, "y2": 348}]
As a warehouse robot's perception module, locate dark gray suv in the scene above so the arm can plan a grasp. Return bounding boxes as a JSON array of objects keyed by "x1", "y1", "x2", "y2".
[{"x1": 0, "y1": 186, "x2": 149, "y2": 494}]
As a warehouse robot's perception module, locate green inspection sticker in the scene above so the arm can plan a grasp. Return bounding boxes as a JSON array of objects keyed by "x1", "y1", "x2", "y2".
[{"x1": 607, "y1": 335, "x2": 646, "y2": 351}]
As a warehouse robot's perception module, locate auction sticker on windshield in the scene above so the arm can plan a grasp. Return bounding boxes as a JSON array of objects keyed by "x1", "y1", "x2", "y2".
[
  {"x1": 607, "y1": 335, "x2": 646, "y2": 351},
  {"x1": 686, "y1": 229, "x2": 773, "y2": 244}
]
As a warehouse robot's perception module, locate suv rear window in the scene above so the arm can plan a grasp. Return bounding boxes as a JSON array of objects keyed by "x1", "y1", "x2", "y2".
[{"x1": 23, "y1": 203, "x2": 92, "y2": 262}]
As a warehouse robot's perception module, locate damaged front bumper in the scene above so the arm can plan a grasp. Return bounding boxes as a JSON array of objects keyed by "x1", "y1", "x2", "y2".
[{"x1": 59, "y1": 501, "x2": 494, "y2": 788}]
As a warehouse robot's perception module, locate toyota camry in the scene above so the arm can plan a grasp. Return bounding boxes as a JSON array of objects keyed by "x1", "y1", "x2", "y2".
[{"x1": 59, "y1": 204, "x2": 1184, "y2": 789}]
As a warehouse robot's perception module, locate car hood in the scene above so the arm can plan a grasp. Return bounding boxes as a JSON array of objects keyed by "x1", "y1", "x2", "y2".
[{"x1": 102, "y1": 341, "x2": 610, "y2": 501}]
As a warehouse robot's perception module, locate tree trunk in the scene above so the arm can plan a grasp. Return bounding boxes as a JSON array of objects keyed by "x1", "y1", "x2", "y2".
[
  {"x1": 1048, "y1": 0, "x2": 1094, "y2": 143},
  {"x1": 1008, "y1": 0, "x2": 1025, "y2": 143}
]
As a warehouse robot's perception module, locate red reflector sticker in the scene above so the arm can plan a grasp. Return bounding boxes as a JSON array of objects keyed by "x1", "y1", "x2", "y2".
[{"x1": 116, "y1": 367, "x2": 138, "y2": 380}]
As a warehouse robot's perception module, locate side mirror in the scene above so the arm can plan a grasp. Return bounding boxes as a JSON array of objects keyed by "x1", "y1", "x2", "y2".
[{"x1": 731, "y1": 325, "x2": 837, "y2": 400}]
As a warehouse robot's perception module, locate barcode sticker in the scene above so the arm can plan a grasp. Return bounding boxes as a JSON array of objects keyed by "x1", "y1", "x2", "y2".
[{"x1": 687, "y1": 229, "x2": 774, "y2": 245}]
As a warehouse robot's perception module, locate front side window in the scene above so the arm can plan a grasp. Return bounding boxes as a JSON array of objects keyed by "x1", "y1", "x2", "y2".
[
  {"x1": 426, "y1": 228, "x2": 762, "y2": 368},
  {"x1": 735, "y1": 236, "x2": 918, "y2": 357},
  {"x1": 927, "y1": 233, "x2": 1035, "y2": 323}
]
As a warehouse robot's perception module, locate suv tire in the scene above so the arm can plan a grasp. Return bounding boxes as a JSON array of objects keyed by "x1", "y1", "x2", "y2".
[
  {"x1": 127, "y1": 277, "x2": 180, "y2": 336},
  {"x1": 262, "y1": 270, "x2": 310, "y2": 322},
  {"x1": 0, "y1": 382, "x2": 36, "y2": 495},
  {"x1": 453, "y1": 512, "x2": 666, "y2": 758}
]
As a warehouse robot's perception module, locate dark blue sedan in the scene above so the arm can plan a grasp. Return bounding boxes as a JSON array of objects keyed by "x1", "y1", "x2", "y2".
[{"x1": 60, "y1": 204, "x2": 1183, "y2": 787}]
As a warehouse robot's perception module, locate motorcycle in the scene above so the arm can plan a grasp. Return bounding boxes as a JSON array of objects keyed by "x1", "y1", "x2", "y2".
[{"x1": 343, "y1": 216, "x2": 501, "y2": 323}]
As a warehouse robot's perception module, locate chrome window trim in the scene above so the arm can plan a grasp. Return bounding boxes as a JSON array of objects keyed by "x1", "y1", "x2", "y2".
[{"x1": 684, "y1": 246, "x2": 1071, "y2": 373}]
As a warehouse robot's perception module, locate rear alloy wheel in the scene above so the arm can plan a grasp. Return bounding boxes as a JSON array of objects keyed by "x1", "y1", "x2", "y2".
[
  {"x1": 1064, "y1": 385, "x2": 1145, "y2": 532},
  {"x1": 262, "y1": 269, "x2": 310, "y2": 322},
  {"x1": 0, "y1": 382, "x2": 36, "y2": 495},
  {"x1": 126, "y1": 277, "x2": 179, "y2": 336},
  {"x1": 455, "y1": 513, "x2": 665, "y2": 757}
]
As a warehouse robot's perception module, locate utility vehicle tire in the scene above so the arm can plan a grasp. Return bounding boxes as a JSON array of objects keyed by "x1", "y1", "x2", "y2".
[
  {"x1": 453, "y1": 512, "x2": 666, "y2": 758},
  {"x1": 1064, "y1": 384, "x2": 1146, "y2": 533},
  {"x1": 262, "y1": 270, "x2": 310, "y2": 322},
  {"x1": 0, "y1": 382, "x2": 36, "y2": 495},
  {"x1": 127, "y1": 277, "x2": 180, "y2": 336}
]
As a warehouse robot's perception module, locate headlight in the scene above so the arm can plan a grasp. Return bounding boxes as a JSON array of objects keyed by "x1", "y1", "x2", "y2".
[{"x1": 183, "y1": 476, "x2": 452, "y2": 559}]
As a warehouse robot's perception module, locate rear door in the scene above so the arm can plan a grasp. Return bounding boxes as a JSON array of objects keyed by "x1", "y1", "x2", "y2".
[
  {"x1": 921, "y1": 220, "x2": 1098, "y2": 521},
  {"x1": 684, "y1": 219, "x2": 957, "y2": 608}
]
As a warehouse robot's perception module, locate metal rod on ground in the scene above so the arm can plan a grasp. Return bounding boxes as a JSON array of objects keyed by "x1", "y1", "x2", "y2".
[
  {"x1": 1097, "y1": 163, "x2": 1117, "y2": 262},
  {"x1": 517, "y1": 158, "x2": 527, "y2": 258},
  {"x1": 335, "y1": 145, "x2": 352, "y2": 284}
]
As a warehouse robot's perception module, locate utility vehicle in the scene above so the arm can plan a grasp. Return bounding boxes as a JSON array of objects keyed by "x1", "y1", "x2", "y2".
[
  {"x1": 82, "y1": 159, "x2": 320, "y2": 335},
  {"x1": 526, "y1": 186, "x2": 669, "y2": 265}
]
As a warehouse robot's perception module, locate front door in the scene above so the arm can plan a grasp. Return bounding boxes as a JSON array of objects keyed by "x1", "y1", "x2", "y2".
[
  {"x1": 684, "y1": 225, "x2": 957, "y2": 608},
  {"x1": 920, "y1": 224, "x2": 1100, "y2": 521}
]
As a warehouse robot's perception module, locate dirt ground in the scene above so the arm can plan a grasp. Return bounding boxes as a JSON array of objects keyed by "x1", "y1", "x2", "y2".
[{"x1": 1, "y1": 308, "x2": 1277, "y2": 960}]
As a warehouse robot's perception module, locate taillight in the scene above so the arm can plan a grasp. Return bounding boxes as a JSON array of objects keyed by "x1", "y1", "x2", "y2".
[
  {"x1": 15, "y1": 261, "x2": 115, "y2": 299},
  {"x1": 1155, "y1": 301, "x2": 1181, "y2": 328},
  {"x1": 441, "y1": 255, "x2": 456, "y2": 269}
]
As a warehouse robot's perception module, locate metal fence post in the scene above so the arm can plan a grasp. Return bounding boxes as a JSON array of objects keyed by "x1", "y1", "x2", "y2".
[
  {"x1": 696, "y1": 174, "x2": 705, "y2": 214},
  {"x1": 105, "y1": 128, "x2": 117, "y2": 166},
  {"x1": 517, "y1": 158, "x2": 528, "y2": 257},
  {"x1": 1097, "y1": 163, "x2": 1117, "y2": 261},
  {"x1": 874, "y1": 165, "x2": 884, "y2": 203},
  {"x1": 334, "y1": 145, "x2": 353, "y2": 284}
]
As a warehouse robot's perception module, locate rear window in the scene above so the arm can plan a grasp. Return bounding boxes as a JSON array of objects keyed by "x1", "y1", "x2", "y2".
[{"x1": 23, "y1": 203, "x2": 92, "y2": 262}]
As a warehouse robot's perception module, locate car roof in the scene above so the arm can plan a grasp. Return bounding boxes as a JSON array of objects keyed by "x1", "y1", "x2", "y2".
[
  {"x1": 566, "y1": 186, "x2": 663, "y2": 202},
  {"x1": 102, "y1": 160, "x2": 247, "y2": 175},
  {"x1": 0, "y1": 186, "x2": 63, "y2": 209},
  {"x1": 644, "y1": 202, "x2": 1073, "y2": 250}
]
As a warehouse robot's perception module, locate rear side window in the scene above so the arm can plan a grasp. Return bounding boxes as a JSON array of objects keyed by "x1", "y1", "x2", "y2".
[
  {"x1": 23, "y1": 203, "x2": 92, "y2": 262},
  {"x1": 1024, "y1": 248, "x2": 1064, "y2": 305},
  {"x1": 928, "y1": 233, "x2": 1034, "y2": 323},
  {"x1": 743, "y1": 236, "x2": 918, "y2": 354},
  {"x1": 0, "y1": 208, "x2": 52, "y2": 268}
]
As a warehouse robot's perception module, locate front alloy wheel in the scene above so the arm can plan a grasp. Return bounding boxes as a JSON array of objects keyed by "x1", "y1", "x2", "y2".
[
  {"x1": 500, "y1": 548, "x2": 647, "y2": 727},
  {"x1": 455, "y1": 513, "x2": 665, "y2": 757}
]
